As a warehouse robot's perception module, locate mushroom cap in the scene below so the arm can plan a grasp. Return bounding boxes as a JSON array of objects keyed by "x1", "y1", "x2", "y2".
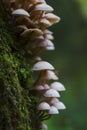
[
  {"x1": 43, "y1": 89, "x2": 60, "y2": 97},
  {"x1": 45, "y1": 13, "x2": 61, "y2": 23},
  {"x1": 38, "y1": 0, "x2": 46, "y2": 3},
  {"x1": 50, "y1": 98, "x2": 59, "y2": 104},
  {"x1": 44, "y1": 29, "x2": 53, "y2": 35},
  {"x1": 53, "y1": 102, "x2": 66, "y2": 110},
  {"x1": 21, "y1": 28, "x2": 43, "y2": 37},
  {"x1": 35, "y1": 3, "x2": 54, "y2": 12},
  {"x1": 34, "y1": 56, "x2": 42, "y2": 61},
  {"x1": 50, "y1": 82, "x2": 65, "y2": 91},
  {"x1": 32, "y1": 61, "x2": 55, "y2": 71},
  {"x1": 42, "y1": 70, "x2": 58, "y2": 80},
  {"x1": 48, "y1": 106, "x2": 59, "y2": 114},
  {"x1": 40, "y1": 18, "x2": 52, "y2": 27},
  {"x1": 40, "y1": 123, "x2": 48, "y2": 130},
  {"x1": 43, "y1": 84, "x2": 50, "y2": 90},
  {"x1": 46, "y1": 46, "x2": 55, "y2": 50},
  {"x1": 29, "y1": 0, "x2": 39, "y2": 3},
  {"x1": 33, "y1": 85, "x2": 44, "y2": 90},
  {"x1": 36, "y1": 39, "x2": 54, "y2": 47},
  {"x1": 45, "y1": 34, "x2": 54, "y2": 40},
  {"x1": 36, "y1": 39, "x2": 54, "y2": 48},
  {"x1": 12, "y1": 9, "x2": 30, "y2": 17},
  {"x1": 38, "y1": 102, "x2": 50, "y2": 110}
]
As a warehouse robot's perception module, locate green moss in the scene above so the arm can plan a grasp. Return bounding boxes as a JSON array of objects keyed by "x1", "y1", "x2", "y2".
[{"x1": 0, "y1": 1, "x2": 41, "y2": 130}]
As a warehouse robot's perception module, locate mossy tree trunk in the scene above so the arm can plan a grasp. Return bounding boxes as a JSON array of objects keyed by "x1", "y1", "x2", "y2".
[{"x1": 0, "y1": 1, "x2": 39, "y2": 130}]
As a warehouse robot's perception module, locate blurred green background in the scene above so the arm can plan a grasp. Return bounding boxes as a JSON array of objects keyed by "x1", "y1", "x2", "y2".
[{"x1": 43, "y1": 0, "x2": 87, "y2": 130}]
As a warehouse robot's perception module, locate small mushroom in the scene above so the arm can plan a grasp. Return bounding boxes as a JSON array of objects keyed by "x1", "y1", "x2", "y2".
[
  {"x1": 45, "y1": 13, "x2": 60, "y2": 23},
  {"x1": 43, "y1": 84, "x2": 50, "y2": 90},
  {"x1": 32, "y1": 61, "x2": 55, "y2": 71},
  {"x1": 33, "y1": 85, "x2": 44, "y2": 90},
  {"x1": 45, "y1": 46, "x2": 55, "y2": 50},
  {"x1": 34, "y1": 3, "x2": 54, "y2": 12},
  {"x1": 39, "y1": 18, "x2": 52, "y2": 27},
  {"x1": 53, "y1": 101, "x2": 66, "y2": 110},
  {"x1": 37, "y1": 102, "x2": 50, "y2": 110},
  {"x1": 34, "y1": 56, "x2": 42, "y2": 61},
  {"x1": 36, "y1": 39, "x2": 54, "y2": 48},
  {"x1": 43, "y1": 89, "x2": 60, "y2": 98},
  {"x1": 12, "y1": 9, "x2": 30, "y2": 17},
  {"x1": 40, "y1": 123, "x2": 48, "y2": 130},
  {"x1": 50, "y1": 82, "x2": 65, "y2": 91},
  {"x1": 48, "y1": 106, "x2": 59, "y2": 114},
  {"x1": 44, "y1": 33, "x2": 54, "y2": 40},
  {"x1": 20, "y1": 28, "x2": 43, "y2": 37},
  {"x1": 50, "y1": 97, "x2": 59, "y2": 104},
  {"x1": 44, "y1": 29, "x2": 53, "y2": 35},
  {"x1": 41, "y1": 70, "x2": 58, "y2": 80}
]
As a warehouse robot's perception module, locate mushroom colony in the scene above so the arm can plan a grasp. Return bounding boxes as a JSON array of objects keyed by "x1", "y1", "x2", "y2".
[{"x1": 3, "y1": 0, "x2": 66, "y2": 129}]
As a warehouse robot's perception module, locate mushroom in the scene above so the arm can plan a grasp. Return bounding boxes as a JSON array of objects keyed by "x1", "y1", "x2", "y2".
[
  {"x1": 50, "y1": 97, "x2": 59, "y2": 104},
  {"x1": 12, "y1": 9, "x2": 30, "y2": 17},
  {"x1": 43, "y1": 84, "x2": 50, "y2": 90},
  {"x1": 43, "y1": 89, "x2": 60, "y2": 98},
  {"x1": 36, "y1": 39, "x2": 54, "y2": 48},
  {"x1": 44, "y1": 33, "x2": 54, "y2": 40},
  {"x1": 40, "y1": 123, "x2": 48, "y2": 130},
  {"x1": 33, "y1": 85, "x2": 44, "y2": 90},
  {"x1": 48, "y1": 106, "x2": 59, "y2": 114},
  {"x1": 45, "y1": 46, "x2": 55, "y2": 50},
  {"x1": 50, "y1": 82, "x2": 65, "y2": 91},
  {"x1": 34, "y1": 3, "x2": 54, "y2": 12},
  {"x1": 39, "y1": 18, "x2": 52, "y2": 27},
  {"x1": 20, "y1": 28, "x2": 43, "y2": 38},
  {"x1": 45, "y1": 13, "x2": 61, "y2": 24},
  {"x1": 32, "y1": 61, "x2": 55, "y2": 71},
  {"x1": 37, "y1": 102, "x2": 50, "y2": 110},
  {"x1": 34, "y1": 56, "x2": 42, "y2": 61},
  {"x1": 41, "y1": 70, "x2": 58, "y2": 80},
  {"x1": 53, "y1": 101, "x2": 66, "y2": 110}
]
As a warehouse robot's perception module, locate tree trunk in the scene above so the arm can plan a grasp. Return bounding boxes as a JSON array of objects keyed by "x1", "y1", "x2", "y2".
[{"x1": 0, "y1": 1, "x2": 38, "y2": 130}]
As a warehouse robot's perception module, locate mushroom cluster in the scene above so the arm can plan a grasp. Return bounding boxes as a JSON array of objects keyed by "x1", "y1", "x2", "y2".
[
  {"x1": 3, "y1": 0, "x2": 60, "y2": 60},
  {"x1": 3, "y1": 0, "x2": 66, "y2": 129},
  {"x1": 32, "y1": 61, "x2": 66, "y2": 129}
]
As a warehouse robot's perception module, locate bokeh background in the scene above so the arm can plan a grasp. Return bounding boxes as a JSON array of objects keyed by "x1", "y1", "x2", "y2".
[{"x1": 43, "y1": 0, "x2": 87, "y2": 130}]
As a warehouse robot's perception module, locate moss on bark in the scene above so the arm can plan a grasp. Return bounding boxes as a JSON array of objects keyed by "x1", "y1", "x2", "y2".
[{"x1": 0, "y1": 1, "x2": 40, "y2": 130}]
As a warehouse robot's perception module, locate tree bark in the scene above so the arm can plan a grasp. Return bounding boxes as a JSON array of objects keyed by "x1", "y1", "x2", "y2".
[{"x1": 0, "y1": 1, "x2": 38, "y2": 130}]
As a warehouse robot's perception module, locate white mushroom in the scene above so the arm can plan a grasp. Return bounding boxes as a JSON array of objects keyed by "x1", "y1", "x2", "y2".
[
  {"x1": 35, "y1": 3, "x2": 54, "y2": 12},
  {"x1": 43, "y1": 84, "x2": 50, "y2": 90},
  {"x1": 43, "y1": 89, "x2": 60, "y2": 97},
  {"x1": 48, "y1": 106, "x2": 59, "y2": 114},
  {"x1": 33, "y1": 85, "x2": 44, "y2": 90},
  {"x1": 45, "y1": 13, "x2": 61, "y2": 23},
  {"x1": 50, "y1": 82, "x2": 65, "y2": 91},
  {"x1": 50, "y1": 97, "x2": 59, "y2": 104},
  {"x1": 40, "y1": 123, "x2": 48, "y2": 130},
  {"x1": 36, "y1": 39, "x2": 54, "y2": 48},
  {"x1": 46, "y1": 46, "x2": 55, "y2": 50},
  {"x1": 53, "y1": 101, "x2": 66, "y2": 110},
  {"x1": 21, "y1": 28, "x2": 43, "y2": 37},
  {"x1": 45, "y1": 34, "x2": 54, "y2": 40},
  {"x1": 12, "y1": 9, "x2": 30, "y2": 17},
  {"x1": 38, "y1": 102, "x2": 50, "y2": 110},
  {"x1": 40, "y1": 18, "x2": 52, "y2": 27},
  {"x1": 32, "y1": 61, "x2": 55, "y2": 71},
  {"x1": 44, "y1": 29, "x2": 53, "y2": 35},
  {"x1": 38, "y1": 0, "x2": 46, "y2": 3},
  {"x1": 42, "y1": 70, "x2": 58, "y2": 80},
  {"x1": 34, "y1": 56, "x2": 42, "y2": 61}
]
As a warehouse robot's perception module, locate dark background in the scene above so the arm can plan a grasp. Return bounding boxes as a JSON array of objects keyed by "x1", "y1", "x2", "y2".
[{"x1": 43, "y1": 0, "x2": 87, "y2": 130}]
